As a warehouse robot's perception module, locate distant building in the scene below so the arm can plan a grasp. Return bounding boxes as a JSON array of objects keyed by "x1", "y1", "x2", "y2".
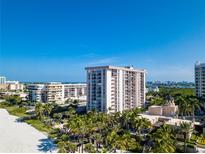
[
  {"x1": 195, "y1": 61, "x2": 205, "y2": 97},
  {"x1": 0, "y1": 92, "x2": 28, "y2": 101},
  {"x1": 28, "y1": 82, "x2": 64, "y2": 103},
  {"x1": 44, "y1": 82, "x2": 64, "y2": 104},
  {"x1": 0, "y1": 76, "x2": 6, "y2": 84},
  {"x1": 7, "y1": 81, "x2": 24, "y2": 91},
  {"x1": 27, "y1": 84, "x2": 45, "y2": 102},
  {"x1": 0, "y1": 84, "x2": 9, "y2": 91},
  {"x1": 147, "y1": 86, "x2": 159, "y2": 93},
  {"x1": 6, "y1": 81, "x2": 19, "y2": 84},
  {"x1": 64, "y1": 83, "x2": 86, "y2": 99},
  {"x1": 85, "y1": 65, "x2": 146, "y2": 113},
  {"x1": 0, "y1": 79, "x2": 24, "y2": 91}
]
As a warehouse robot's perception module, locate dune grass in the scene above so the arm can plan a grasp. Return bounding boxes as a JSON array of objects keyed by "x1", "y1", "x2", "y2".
[
  {"x1": 25, "y1": 119, "x2": 53, "y2": 134},
  {"x1": 0, "y1": 103, "x2": 28, "y2": 117},
  {"x1": 0, "y1": 102, "x2": 53, "y2": 134}
]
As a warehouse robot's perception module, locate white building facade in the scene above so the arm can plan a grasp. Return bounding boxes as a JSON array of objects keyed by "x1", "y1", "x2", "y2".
[
  {"x1": 64, "y1": 83, "x2": 86, "y2": 99},
  {"x1": 195, "y1": 62, "x2": 205, "y2": 97},
  {"x1": 85, "y1": 66, "x2": 146, "y2": 113},
  {"x1": 27, "y1": 84, "x2": 45, "y2": 102}
]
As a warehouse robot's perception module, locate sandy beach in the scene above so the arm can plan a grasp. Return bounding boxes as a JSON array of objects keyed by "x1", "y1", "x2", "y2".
[{"x1": 0, "y1": 109, "x2": 57, "y2": 153}]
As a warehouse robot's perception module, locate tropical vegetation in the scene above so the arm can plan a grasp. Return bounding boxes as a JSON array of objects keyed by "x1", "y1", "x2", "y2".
[{"x1": 0, "y1": 87, "x2": 205, "y2": 153}]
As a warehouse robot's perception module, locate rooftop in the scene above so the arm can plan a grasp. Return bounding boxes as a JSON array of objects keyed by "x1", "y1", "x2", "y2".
[
  {"x1": 140, "y1": 113, "x2": 201, "y2": 126},
  {"x1": 85, "y1": 65, "x2": 146, "y2": 73}
]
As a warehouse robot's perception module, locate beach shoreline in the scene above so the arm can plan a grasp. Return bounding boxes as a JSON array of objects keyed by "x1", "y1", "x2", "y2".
[{"x1": 0, "y1": 108, "x2": 57, "y2": 153}]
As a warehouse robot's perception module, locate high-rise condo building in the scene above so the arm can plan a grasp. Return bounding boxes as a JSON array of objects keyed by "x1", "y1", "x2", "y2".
[
  {"x1": 195, "y1": 61, "x2": 205, "y2": 97},
  {"x1": 27, "y1": 84, "x2": 45, "y2": 102},
  {"x1": 0, "y1": 76, "x2": 6, "y2": 84},
  {"x1": 85, "y1": 66, "x2": 146, "y2": 113},
  {"x1": 44, "y1": 82, "x2": 64, "y2": 104}
]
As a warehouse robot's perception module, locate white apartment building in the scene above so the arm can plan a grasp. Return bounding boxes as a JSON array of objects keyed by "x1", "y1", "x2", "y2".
[
  {"x1": 195, "y1": 61, "x2": 205, "y2": 97},
  {"x1": 44, "y1": 82, "x2": 64, "y2": 104},
  {"x1": 0, "y1": 76, "x2": 6, "y2": 84},
  {"x1": 64, "y1": 83, "x2": 87, "y2": 99},
  {"x1": 85, "y1": 66, "x2": 146, "y2": 113},
  {"x1": 8, "y1": 83, "x2": 24, "y2": 91},
  {"x1": 27, "y1": 84, "x2": 45, "y2": 102}
]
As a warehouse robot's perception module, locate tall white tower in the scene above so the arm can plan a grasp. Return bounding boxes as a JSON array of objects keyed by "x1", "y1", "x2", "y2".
[{"x1": 85, "y1": 66, "x2": 146, "y2": 113}]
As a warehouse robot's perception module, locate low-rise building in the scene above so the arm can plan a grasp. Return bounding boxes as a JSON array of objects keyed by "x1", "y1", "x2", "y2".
[
  {"x1": 27, "y1": 84, "x2": 45, "y2": 102},
  {"x1": 64, "y1": 83, "x2": 86, "y2": 99},
  {"x1": 44, "y1": 82, "x2": 64, "y2": 104},
  {"x1": 8, "y1": 83, "x2": 24, "y2": 91},
  {"x1": 0, "y1": 84, "x2": 9, "y2": 91},
  {"x1": 0, "y1": 80, "x2": 24, "y2": 91},
  {"x1": 28, "y1": 82, "x2": 65, "y2": 103},
  {"x1": 148, "y1": 105, "x2": 163, "y2": 116},
  {"x1": 148, "y1": 97, "x2": 178, "y2": 117}
]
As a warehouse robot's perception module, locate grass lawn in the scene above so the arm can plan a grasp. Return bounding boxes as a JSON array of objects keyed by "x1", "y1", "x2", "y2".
[
  {"x1": 25, "y1": 119, "x2": 53, "y2": 134},
  {"x1": 0, "y1": 103, "x2": 29, "y2": 117},
  {"x1": 0, "y1": 103, "x2": 53, "y2": 134}
]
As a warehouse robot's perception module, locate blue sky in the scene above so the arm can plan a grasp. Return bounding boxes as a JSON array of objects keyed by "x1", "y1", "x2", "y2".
[{"x1": 1, "y1": 0, "x2": 205, "y2": 82}]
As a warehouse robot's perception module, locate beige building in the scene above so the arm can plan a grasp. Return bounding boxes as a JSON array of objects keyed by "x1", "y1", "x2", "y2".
[
  {"x1": 148, "y1": 98, "x2": 178, "y2": 117},
  {"x1": 8, "y1": 83, "x2": 24, "y2": 91},
  {"x1": 148, "y1": 105, "x2": 163, "y2": 116},
  {"x1": 0, "y1": 81, "x2": 24, "y2": 91},
  {"x1": 44, "y1": 82, "x2": 64, "y2": 104},
  {"x1": 0, "y1": 84, "x2": 9, "y2": 91},
  {"x1": 85, "y1": 65, "x2": 146, "y2": 113}
]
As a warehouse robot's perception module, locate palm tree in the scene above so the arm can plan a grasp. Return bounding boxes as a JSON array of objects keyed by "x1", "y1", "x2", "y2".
[
  {"x1": 133, "y1": 117, "x2": 151, "y2": 135},
  {"x1": 121, "y1": 110, "x2": 132, "y2": 129},
  {"x1": 35, "y1": 103, "x2": 44, "y2": 120},
  {"x1": 67, "y1": 116, "x2": 87, "y2": 153},
  {"x1": 120, "y1": 131, "x2": 141, "y2": 152},
  {"x1": 150, "y1": 124, "x2": 176, "y2": 153},
  {"x1": 91, "y1": 133, "x2": 102, "y2": 152},
  {"x1": 44, "y1": 103, "x2": 53, "y2": 117},
  {"x1": 150, "y1": 96, "x2": 164, "y2": 106},
  {"x1": 84, "y1": 143, "x2": 96, "y2": 153},
  {"x1": 53, "y1": 113, "x2": 63, "y2": 124},
  {"x1": 57, "y1": 141, "x2": 67, "y2": 153},
  {"x1": 187, "y1": 96, "x2": 202, "y2": 121},
  {"x1": 57, "y1": 141, "x2": 77, "y2": 153},
  {"x1": 179, "y1": 122, "x2": 194, "y2": 152},
  {"x1": 65, "y1": 107, "x2": 76, "y2": 119},
  {"x1": 176, "y1": 95, "x2": 191, "y2": 118},
  {"x1": 106, "y1": 128, "x2": 120, "y2": 152}
]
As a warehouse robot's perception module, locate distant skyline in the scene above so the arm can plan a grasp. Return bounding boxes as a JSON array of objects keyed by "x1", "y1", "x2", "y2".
[{"x1": 1, "y1": 0, "x2": 205, "y2": 82}]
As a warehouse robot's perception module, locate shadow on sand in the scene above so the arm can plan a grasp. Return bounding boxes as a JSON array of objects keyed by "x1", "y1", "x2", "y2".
[{"x1": 38, "y1": 138, "x2": 57, "y2": 153}]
